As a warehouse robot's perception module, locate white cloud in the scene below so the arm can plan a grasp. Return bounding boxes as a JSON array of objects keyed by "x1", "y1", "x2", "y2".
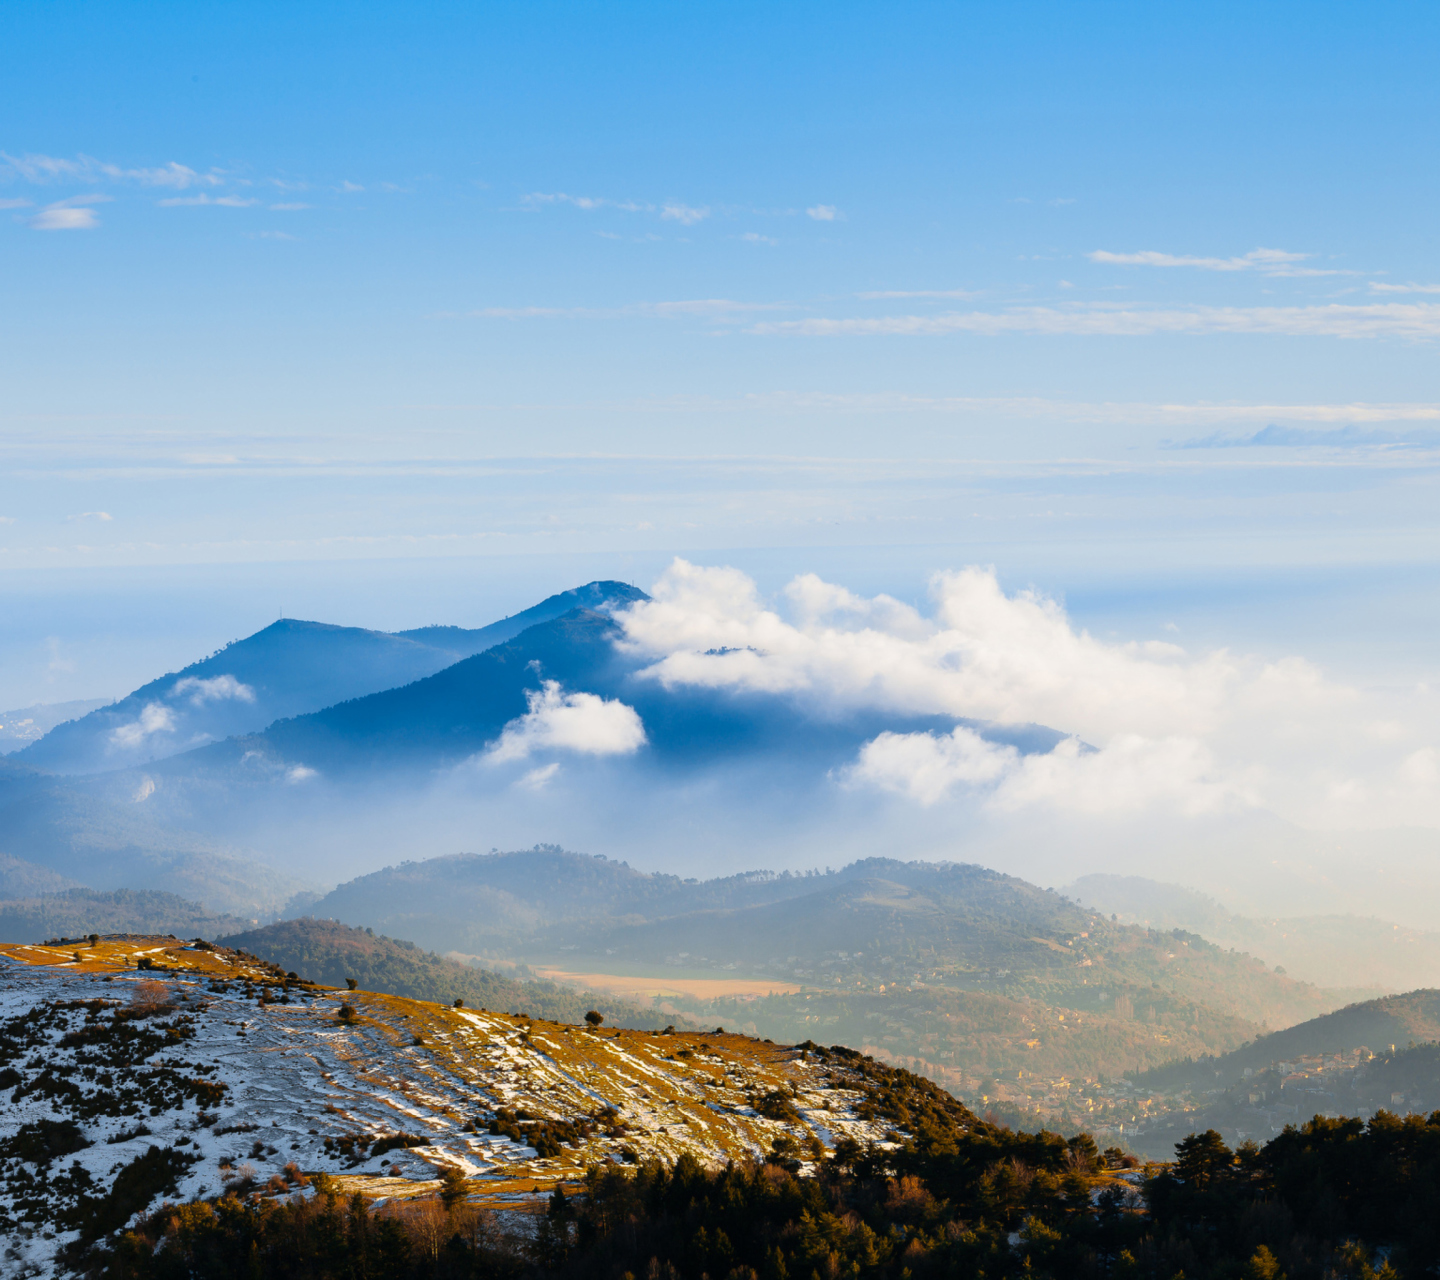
[
  {"x1": 286, "y1": 764, "x2": 318, "y2": 783},
  {"x1": 109, "y1": 702, "x2": 176, "y2": 748},
  {"x1": 1371, "y1": 282, "x2": 1440, "y2": 295},
  {"x1": 852, "y1": 728, "x2": 1249, "y2": 816},
  {"x1": 67, "y1": 510, "x2": 113, "y2": 521},
  {"x1": 132, "y1": 776, "x2": 156, "y2": 802},
  {"x1": 157, "y1": 193, "x2": 258, "y2": 208},
  {"x1": 102, "y1": 161, "x2": 221, "y2": 189},
  {"x1": 485, "y1": 680, "x2": 646, "y2": 763},
  {"x1": 466, "y1": 298, "x2": 785, "y2": 321},
  {"x1": 0, "y1": 198, "x2": 32, "y2": 210},
  {"x1": 1, "y1": 152, "x2": 90, "y2": 182},
  {"x1": 30, "y1": 196, "x2": 110, "y2": 231},
  {"x1": 740, "y1": 232, "x2": 777, "y2": 245},
  {"x1": 856, "y1": 289, "x2": 978, "y2": 300},
  {"x1": 616, "y1": 560, "x2": 1440, "y2": 827},
  {"x1": 522, "y1": 191, "x2": 649, "y2": 213},
  {"x1": 32, "y1": 205, "x2": 98, "y2": 230},
  {"x1": 339, "y1": 181, "x2": 364, "y2": 193},
  {"x1": 1088, "y1": 247, "x2": 1337, "y2": 276},
  {"x1": 171, "y1": 674, "x2": 256, "y2": 706},
  {"x1": 269, "y1": 202, "x2": 311, "y2": 211},
  {"x1": 660, "y1": 202, "x2": 709, "y2": 225},
  {"x1": 751, "y1": 302, "x2": 1440, "y2": 339},
  {"x1": 806, "y1": 205, "x2": 839, "y2": 221},
  {"x1": 517, "y1": 762, "x2": 561, "y2": 790},
  {"x1": 1, "y1": 152, "x2": 224, "y2": 188}
]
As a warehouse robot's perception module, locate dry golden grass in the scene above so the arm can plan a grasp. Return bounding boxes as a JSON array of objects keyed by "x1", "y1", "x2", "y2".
[{"x1": 531, "y1": 967, "x2": 807, "y2": 1000}]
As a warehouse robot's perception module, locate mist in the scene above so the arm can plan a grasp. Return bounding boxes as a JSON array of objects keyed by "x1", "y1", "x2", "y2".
[{"x1": 46, "y1": 557, "x2": 1438, "y2": 933}]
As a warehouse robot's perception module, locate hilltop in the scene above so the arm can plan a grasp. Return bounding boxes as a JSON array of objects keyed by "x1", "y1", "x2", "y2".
[{"x1": 0, "y1": 934, "x2": 936, "y2": 1276}]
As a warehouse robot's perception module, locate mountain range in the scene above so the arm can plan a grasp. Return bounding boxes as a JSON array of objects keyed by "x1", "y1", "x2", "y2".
[{"x1": 17, "y1": 581, "x2": 644, "y2": 776}]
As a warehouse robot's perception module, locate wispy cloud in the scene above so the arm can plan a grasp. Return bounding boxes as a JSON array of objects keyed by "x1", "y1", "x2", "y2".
[
  {"x1": 157, "y1": 193, "x2": 258, "y2": 208},
  {"x1": 751, "y1": 301, "x2": 1440, "y2": 340},
  {"x1": 856, "y1": 289, "x2": 978, "y2": 300},
  {"x1": 1088, "y1": 246, "x2": 1351, "y2": 277},
  {"x1": 67, "y1": 510, "x2": 113, "y2": 521},
  {"x1": 268, "y1": 202, "x2": 311, "y2": 211},
  {"x1": 660, "y1": 202, "x2": 709, "y2": 225},
  {"x1": 521, "y1": 191, "x2": 711, "y2": 226},
  {"x1": 0, "y1": 197, "x2": 32, "y2": 210},
  {"x1": 806, "y1": 204, "x2": 839, "y2": 221},
  {"x1": 1371, "y1": 282, "x2": 1440, "y2": 295},
  {"x1": 1, "y1": 152, "x2": 224, "y2": 189},
  {"x1": 740, "y1": 232, "x2": 776, "y2": 245},
  {"x1": 1170, "y1": 423, "x2": 1440, "y2": 450},
  {"x1": 522, "y1": 191, "x2": 649, "y2": 213},
  {"x1": 463, "y1": 298, "x2": 786, "y2": 321}
]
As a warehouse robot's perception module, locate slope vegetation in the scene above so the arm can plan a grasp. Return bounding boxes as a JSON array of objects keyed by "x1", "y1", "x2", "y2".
[
  {"x1": 219, "y1": 917, "x2": 682, "y2": 1030},
  {"x1": 0, "y1": 934, "x2": 906, "y2": 1274}
]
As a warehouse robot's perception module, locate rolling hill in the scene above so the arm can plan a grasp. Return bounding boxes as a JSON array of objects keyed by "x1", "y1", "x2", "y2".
[{"x1": 296, "y1": 848, "x2": 1358, "y2": 1109}]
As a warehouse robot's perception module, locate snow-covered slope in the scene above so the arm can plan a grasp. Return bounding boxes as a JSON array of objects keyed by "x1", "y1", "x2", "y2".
[{"x1": 0, "y1": 936, "x2": 900, "y2": 1277}]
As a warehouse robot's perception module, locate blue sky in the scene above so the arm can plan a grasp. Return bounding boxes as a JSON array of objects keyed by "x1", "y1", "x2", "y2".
[{"x1": 4, "y1": 1, "x2": 1440, "y2": 704}]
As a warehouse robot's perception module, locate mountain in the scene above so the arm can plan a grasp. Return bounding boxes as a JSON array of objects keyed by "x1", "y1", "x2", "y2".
[
  {"x1": 0, "y1": 757, "x2": 304, "y2": 917},
  {"x1": 0, "y1": 852, "x2": 81, "y2": 899},
  {"x1": 1067, "y1": 873, "x2": 1440, "y2": 992},
  {"x1": 1119, "y1": 988, "x2": 1440, "y2": 1159},
  {"x1": 16, "y1": 581, "x2": 646, "y2": 776},
  {"x1": 0, "y1": 699, "x2": 112, "y2": 753},
  {"x1": 0, "y1": 887, "x2": 252, "y2": 941},
  {"x1": 137, "y1": 597, "x2": 1061, "y2": 796},
  {"x1": 1142, "y1": 988, "x2": 1440, "y2": 1094},
  {"x1": 392, "y1": 578, "x2": 649, "y2": 653},
  {"x1": 295, "y1": 847, "x2": 1361, "y2": 1117},
  {"x1": 305, "y1": 849, "x2": 1342, "y2": 1024}
]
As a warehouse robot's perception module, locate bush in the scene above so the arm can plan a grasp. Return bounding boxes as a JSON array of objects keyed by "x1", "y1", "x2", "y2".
[
  {"x1": 129, "y1": 980, "x2": 172, "y2": 1017},
  {"x1": 585, "y1": 1010, "x2": 604, "y2": 1027}
]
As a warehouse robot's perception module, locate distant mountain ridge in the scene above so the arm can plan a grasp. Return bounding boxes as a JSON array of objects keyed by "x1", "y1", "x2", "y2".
[
  {"x1": 17, "y1": 580, "x2": 646, "y2": 776},
  {"x1": 1067, "y1": 872, "x2": 1440, "y2": 993},
  {"x1": 303, "y1": 847, "x2": 1345, "y2": 1033},
  {"x1": 1140, "y1": 988, "x2": 1440, "y2": 1094}
]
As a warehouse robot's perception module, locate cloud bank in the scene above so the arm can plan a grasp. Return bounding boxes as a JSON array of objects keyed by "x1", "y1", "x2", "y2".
[{"x1": 616, "y1": 560, "x2": 1440, "y2": 828}]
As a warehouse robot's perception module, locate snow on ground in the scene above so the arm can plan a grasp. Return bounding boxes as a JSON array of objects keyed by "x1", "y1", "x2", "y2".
[{"x1": 0, "y1": 939, "x2": 898, "y2": 1278}]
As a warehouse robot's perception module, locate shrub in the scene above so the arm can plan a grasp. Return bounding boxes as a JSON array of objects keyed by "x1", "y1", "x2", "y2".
[
  {"x1": 129, "y1": 980, "x2": 172, "y2": 1017},
  {"x1": 584, "y1": 1010, "x2": 604, "y2": 1027}
]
